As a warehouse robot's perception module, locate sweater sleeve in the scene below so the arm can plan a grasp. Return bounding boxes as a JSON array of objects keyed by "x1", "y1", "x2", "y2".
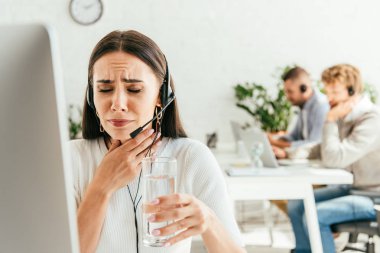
[
  {"x1": 184, "y1": 141, "x2": 244, "y2": 247},
  {"x1": 321, "y1": 113, "x2": 380, "y2": 168}
]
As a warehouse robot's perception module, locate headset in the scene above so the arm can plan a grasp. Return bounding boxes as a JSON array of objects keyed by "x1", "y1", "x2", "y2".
[
  {"x1": 86, "y1": 57, "x2": 176, "y2": 138},
  {"x1": 348, "y1": 86, "x2": 355, "y2": 96},
  {"x1": 300, "y1": 84, "x2": 307, "y2": 93}
]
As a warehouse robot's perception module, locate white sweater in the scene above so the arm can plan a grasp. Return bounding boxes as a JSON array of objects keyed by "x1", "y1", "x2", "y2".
[{"x1": 70, "y1": 137, "x2": 243, "y2": 253}]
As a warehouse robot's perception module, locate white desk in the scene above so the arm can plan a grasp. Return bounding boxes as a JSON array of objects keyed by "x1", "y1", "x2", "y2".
[{"x1": 214, "y1": 150, "x2": 353, "y2": 253}]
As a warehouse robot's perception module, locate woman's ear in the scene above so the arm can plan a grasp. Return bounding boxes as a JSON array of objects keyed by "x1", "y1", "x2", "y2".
[{"x1": 156, "y1": 94, "x2": 162, "y2": 108}]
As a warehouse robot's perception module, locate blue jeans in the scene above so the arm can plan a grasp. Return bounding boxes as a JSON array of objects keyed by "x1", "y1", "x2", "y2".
[{"x1": 287, "y1": 185, "x2": 376, "y2": 253}]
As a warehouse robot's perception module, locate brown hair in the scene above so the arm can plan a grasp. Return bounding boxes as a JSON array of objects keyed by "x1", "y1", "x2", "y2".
[
  {"x1": 321, "y1": 64, "x2": 363, "y2": 94},
  {"x1": 82, "y1": 30, "x2": 187, "y2": 139},
  {"x1": 282, "y1": 66, "x2": 309, "y2": 82}
]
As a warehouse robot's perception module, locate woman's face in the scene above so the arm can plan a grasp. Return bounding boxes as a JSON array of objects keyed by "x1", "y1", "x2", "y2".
[
  {"x1": 324, "y1": 81, "x2": 351, "y2": 108},
  {"x1": 92, "y1": 51, "x2": 161, "y2": 142}
]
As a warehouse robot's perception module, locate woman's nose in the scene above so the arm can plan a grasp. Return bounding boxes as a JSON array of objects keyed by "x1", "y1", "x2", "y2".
[{"x1": 111, "y1": 88, "x2": 128, "y2": 112}]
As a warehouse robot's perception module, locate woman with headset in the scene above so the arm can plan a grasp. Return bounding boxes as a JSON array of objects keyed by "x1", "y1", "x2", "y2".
[
  {"x1": 70, "y1": 30, "x2": 245, "y2": 253},
  {"x1": 287, "y1": 64, "x2": 380, "y2": 253}
]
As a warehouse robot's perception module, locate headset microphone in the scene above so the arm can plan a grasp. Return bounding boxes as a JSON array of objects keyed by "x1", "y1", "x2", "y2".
[
  {"x1": 129, "y1": 94, "x2": 175, "y2": 138},
  {"x1": 129, "y1": 57, "x2": 174, "y2": 138}
]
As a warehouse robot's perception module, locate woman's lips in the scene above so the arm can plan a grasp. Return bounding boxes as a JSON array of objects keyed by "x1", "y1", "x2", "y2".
[{"x1": 107, "y1": 119, "x2": 133, "y2": 127}]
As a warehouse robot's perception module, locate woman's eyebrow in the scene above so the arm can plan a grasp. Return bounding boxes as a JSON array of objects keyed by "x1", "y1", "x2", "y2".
[
  {"x1": 96, "y1": 79, "x2": 112, "y2": 84},
  {"x1": 96, "y1": 78, "x2": 143, "y2": 84},
  {"x1": 122, "y1": 78, "x2": 143, "y2": 83}
]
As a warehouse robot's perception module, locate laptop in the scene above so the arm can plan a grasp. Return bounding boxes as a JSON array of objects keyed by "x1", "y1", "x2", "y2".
[
  {"x1": 227, "y1": 127, "x2": 312, "y2": 176},
  {"x1": 238, "y1": 127, "x2": 280, "y2": 168},
  {"x1": 0, "y1": 24, "x2": 79, "y2": 253},
  {"x1": 229, "y1": 126, "x2": 311, "y2": 171}
]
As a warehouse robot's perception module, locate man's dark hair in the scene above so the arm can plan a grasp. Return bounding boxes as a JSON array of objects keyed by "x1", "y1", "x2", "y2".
[{"x1": 282, "y1": 66, "x2": 309, "y2": 82}]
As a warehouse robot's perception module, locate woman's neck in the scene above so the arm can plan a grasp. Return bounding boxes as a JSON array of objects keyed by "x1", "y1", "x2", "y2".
[
  {"x1": 104, "y1": 136, "x2": 130, "y2": 149},
  {"x1": 104, "y1": 136, "x2": 112, "y2": 150}
]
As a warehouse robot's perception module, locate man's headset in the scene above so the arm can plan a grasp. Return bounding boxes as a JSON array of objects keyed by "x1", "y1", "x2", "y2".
[
  {"x1": 300, "y1": 84, "x2": 307, "y2": 93},
  {"x1": 298, "y1": 83, "x2": 355, "y2": 96},
  {"x1": 348, "y1": 86, "x2": 355, "y2": 96},
  {"x1": 86, "y1": 57, "x2": 176, "y2": 138}
]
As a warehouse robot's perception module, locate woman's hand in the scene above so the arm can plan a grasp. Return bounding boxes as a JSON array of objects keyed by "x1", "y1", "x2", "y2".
[
  {"x1": 144, "y1": 193, "x2": 215, "y2": 246},
  {"x1": 92, "y1": 128, "x2": 161, "y2": 196}
]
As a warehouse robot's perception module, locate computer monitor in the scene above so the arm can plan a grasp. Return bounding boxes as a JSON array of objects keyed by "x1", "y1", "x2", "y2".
[{"x1": 0, "y1": 24, "x2": 79, "y2": 253}]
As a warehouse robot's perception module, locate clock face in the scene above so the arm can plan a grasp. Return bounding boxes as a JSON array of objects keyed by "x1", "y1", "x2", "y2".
[{"x1": 69, "y1": 0, "x2": 103, "y2": 25}]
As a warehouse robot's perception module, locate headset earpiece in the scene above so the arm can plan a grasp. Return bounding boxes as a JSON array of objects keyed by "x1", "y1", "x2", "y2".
[
  {"x1": 159, "y1": 82, "x2": 168, "y2": 108},
  {"x1": 159, "y1": 59, "x2": 174, "y2": 107},
  {"x1": 348, "y1": 86, "x2": 355, "y2": 96},
  {"x1": 300, "y1": 84, "x2": 307, "y2": 93},
  {"x1": 86, "y1": 86, "x2": 95, "y2": 110}
]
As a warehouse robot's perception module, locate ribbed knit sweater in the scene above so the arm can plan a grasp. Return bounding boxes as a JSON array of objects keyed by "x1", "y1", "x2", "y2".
[{"x1": 70, "y1": 137, "x2": 243, "y2": 253}]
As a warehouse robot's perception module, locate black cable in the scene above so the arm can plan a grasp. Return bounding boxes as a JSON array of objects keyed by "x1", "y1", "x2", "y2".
[
  {"x1": 133, "y1": 205, "x2": 139, "y2": 252},
  {"x1": 127, "y1": 124, "x2": 161, "y2": 253},
  {"x1": 127, "y1": 182, "x2": 139, "y2": 252}
]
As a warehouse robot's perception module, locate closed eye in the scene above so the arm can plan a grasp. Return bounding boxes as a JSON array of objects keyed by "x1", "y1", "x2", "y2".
[
  {"x1": 98, "y1": 88, "x2": 112, "y2": 92},
  {"x1": 97, "y1": 86, "x2": 113, "y2": 92},
  {"x1": 97, "y1": 88, "x2": 142, "y2": 93},
  {"x1": 128, "y1": 88, "x2": 142, "y2": 93},
  {"x1": 96, "y1": 81, "x2": 112, "y2": 92}
]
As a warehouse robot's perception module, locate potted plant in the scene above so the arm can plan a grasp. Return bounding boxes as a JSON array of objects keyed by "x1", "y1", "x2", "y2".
[
  {"x1": 233, "y1": 66, "x2": 293, "y2": 132},
  {"x1": 363, "y1": 82, "x2": 378, "y2": 103},
  {"x1": 68, "y1": 104, "x2": 83, "y2": 139}
]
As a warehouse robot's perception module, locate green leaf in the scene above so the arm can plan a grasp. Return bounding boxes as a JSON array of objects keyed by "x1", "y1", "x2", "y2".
[
  {"x1": 233, "y1": 65, "x2": 294, "y2": 131},
  {"x1": 68, "y1": 104, "x2": 83, "y2": 139}
]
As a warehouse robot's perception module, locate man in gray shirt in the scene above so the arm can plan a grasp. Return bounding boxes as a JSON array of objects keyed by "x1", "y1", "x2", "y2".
[{"x1": 269, "y1": 66, "x2": 329, "y2": 158}]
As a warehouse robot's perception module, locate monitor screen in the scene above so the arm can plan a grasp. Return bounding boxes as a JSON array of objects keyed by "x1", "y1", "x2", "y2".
[{"x1": 0, "y1": 24, "x2": 79, "y2": 253}]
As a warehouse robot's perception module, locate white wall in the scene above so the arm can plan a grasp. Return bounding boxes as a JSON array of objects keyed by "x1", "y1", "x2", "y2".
[{"x1": 1, "y1": 0, "x2": 380, "y2": 144}]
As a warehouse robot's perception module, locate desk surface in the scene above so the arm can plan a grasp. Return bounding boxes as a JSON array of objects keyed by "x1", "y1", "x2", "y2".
[
  {"x1": 213, "y1": 146, "x2": 352, "y2": 252},
  {"x1": 214, "y1": 149, "x2": 354, "y2": 185},
  {"x1": 225, "y1": 167, "x2": 353, "y2": 185}
]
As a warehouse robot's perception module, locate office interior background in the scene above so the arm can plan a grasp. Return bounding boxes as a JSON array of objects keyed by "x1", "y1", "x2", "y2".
[
  {"x1": 2, "y1": 1, "x2": 380, "y2": 252},
  {"x1": 2, "y1": 0, "x2": 380, "y2": 144}
]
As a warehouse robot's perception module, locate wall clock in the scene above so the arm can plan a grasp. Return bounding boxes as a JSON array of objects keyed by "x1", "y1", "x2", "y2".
[{"x1": 69, "y1": 0, "x2": 103, "y2": 26}]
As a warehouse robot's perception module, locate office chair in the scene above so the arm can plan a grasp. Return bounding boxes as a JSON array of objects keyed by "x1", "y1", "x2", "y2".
[
  {"x1": 236, "y1": 200, "x2": 275, "y2": 246},
  {"x1": 331, "y1": 190, "x2": 380, "y2": 253}
]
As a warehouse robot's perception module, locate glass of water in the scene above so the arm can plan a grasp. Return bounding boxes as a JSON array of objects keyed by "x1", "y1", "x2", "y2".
[{"x1": 141, "y1": 157, "x2": 177, "y2": 247}]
